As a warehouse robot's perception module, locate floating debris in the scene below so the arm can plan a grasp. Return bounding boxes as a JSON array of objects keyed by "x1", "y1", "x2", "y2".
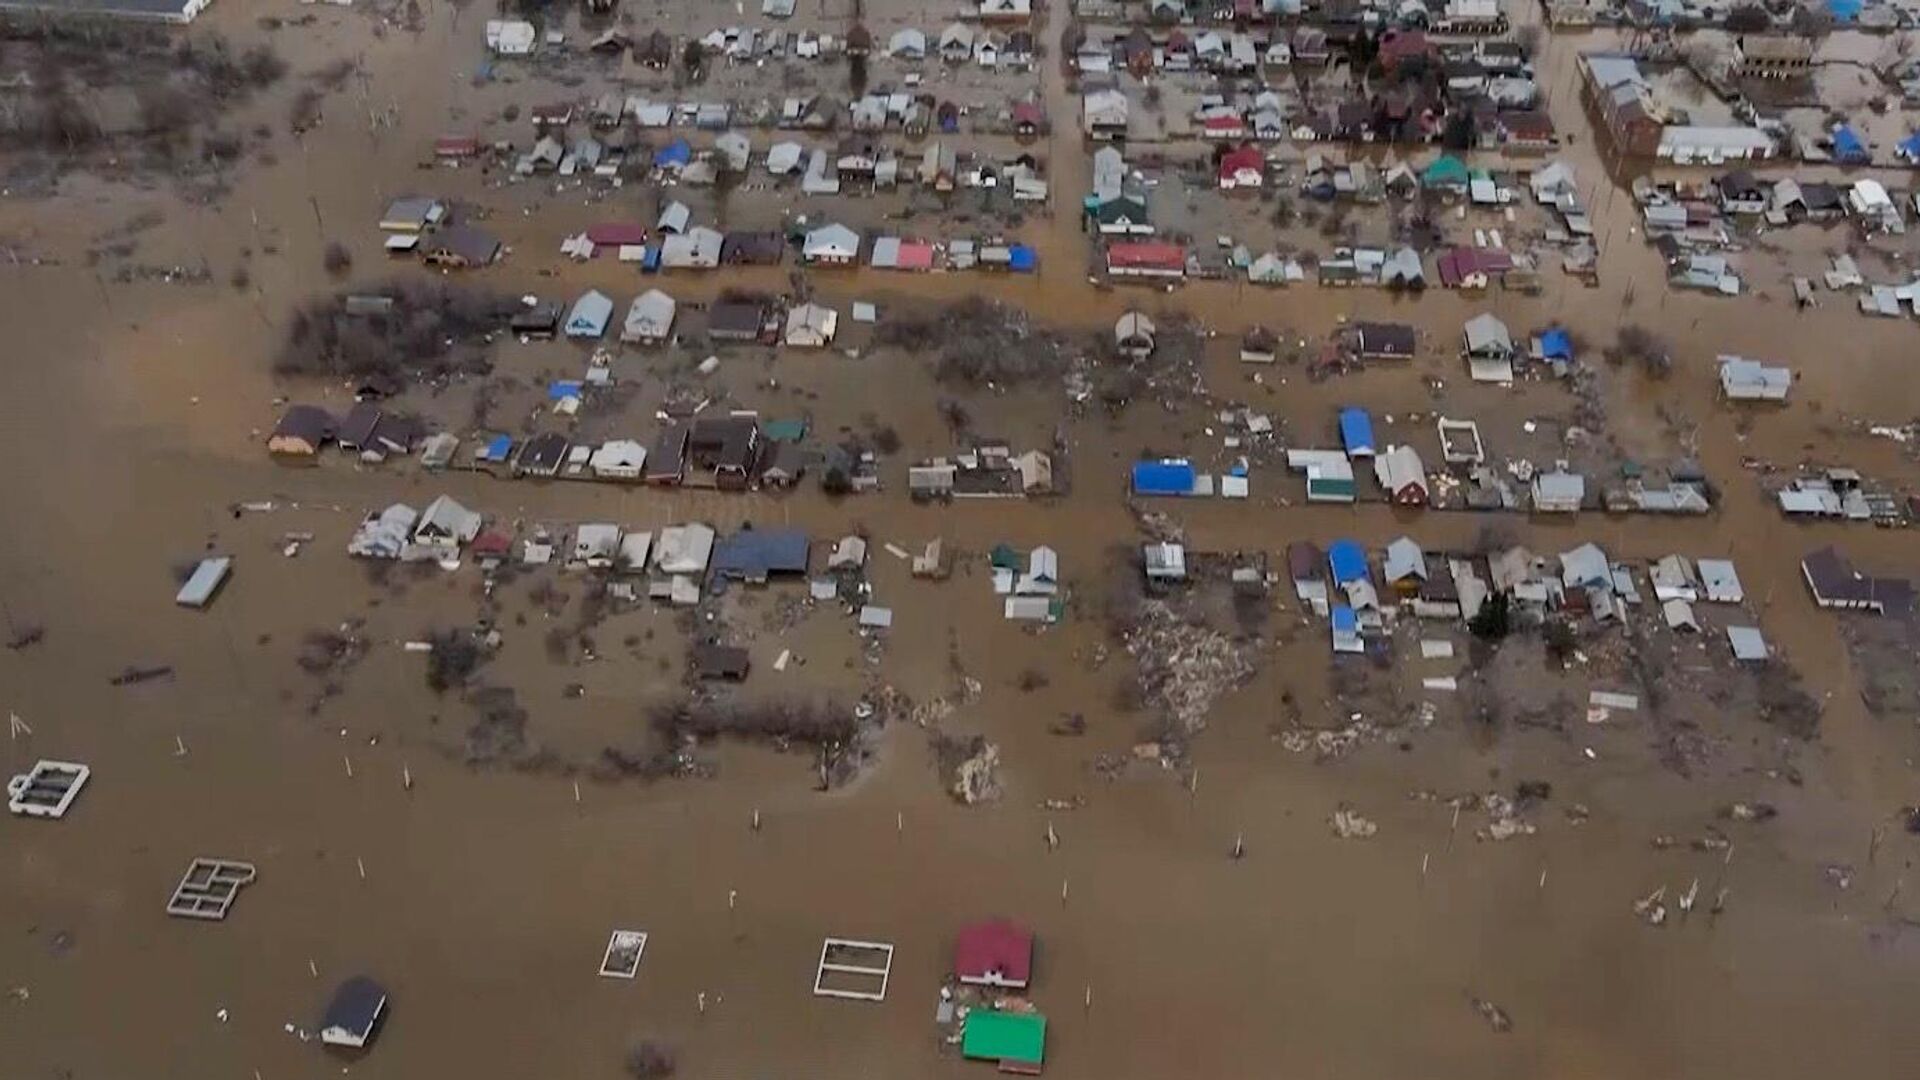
[
  {"x1": 1470, "y1": 996, "x2": 1512, "y2": 1033},
  {"x1": 1330, "y1": 807, "x2": 1378, "y2": 840}
]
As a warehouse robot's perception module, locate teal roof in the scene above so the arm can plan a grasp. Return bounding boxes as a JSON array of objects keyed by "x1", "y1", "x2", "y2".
[
  {"x1": 963, "y1": 1011, "x2": 1046, "y2": 1066},
  {"x1": 1421, "y1": 155, "x2": 1469, "y2": 187}
]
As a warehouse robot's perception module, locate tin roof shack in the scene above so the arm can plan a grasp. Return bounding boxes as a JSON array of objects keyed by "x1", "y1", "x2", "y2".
[
  {"x1": 953, "y1": 918, "x2": 1034, "y2": 989},
  {"x1": 1718, "y1": 355, "x2": 1791, "y2": 402},
  {"x1": 690, "y1": 643, "x2": 751, "y2": 681},
  {"x1": 268, "y1": 405, "x2": 337, "y2": 461},
  {"x1": 687, "y1": 415, "x2": 762, "y2": 490},
  {"x1": 711, "y1": 527, "x2": 810, "y2": 583},
  {"x1": 176, "y1": 556, "x2": 232, "y2": 609},
  {"x1": 1801, "y1": 546, "x2": 1914, "y2": 614},
  {"x1": 320, "y1": 976, "x2": 388, "y2": 1050},
  {"x1": 1114, "y1": 311, "x2": 1156, "y2": 359}
]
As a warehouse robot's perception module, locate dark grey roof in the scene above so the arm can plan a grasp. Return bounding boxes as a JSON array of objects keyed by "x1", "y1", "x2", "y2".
[
  {"x1": 273, "y1": 404, "x2": 337, "y2": 442},
  {"x1": 1353, "y1": 321, "x2": 1416, "y2": 355},
  {"x1": 708, "y1": 301, "x2": 770, "y2": 337},
  {"x1": 426, "y1": 225, "x2": 500, "y2": 266},
  {"x1": 321, "y1": 976, "x2": 387, "y2": 1037},
  {"x1": 690, "y1": 643, "x2": 750, "y2": 679},
  {"x1": 338, "y1": 402, "x2": 382, "y2": 448},
  {"x1": 517, "y1": 432, "x2": 570, "y2": 471}
]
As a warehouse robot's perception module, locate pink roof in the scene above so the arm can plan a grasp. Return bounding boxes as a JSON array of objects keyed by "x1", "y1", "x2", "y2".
[
  {"x1": 1107, "y1": 241, "x2": 1186, "y2": 269},
  {"x1": 435, "y1": 135, "x2": 480, "y2": 157},
  {"x1": 954, "y1": 919, "x2": 1033, "y2": 985},
  {"x1": 896, "y1": 240, "x2": 937, "y2": 270},
  {"x1": 1436, "y1": 246, "x2": 1514, "y2": 286},
  {"x1": 587, "y1": 223, "x2": 649, "y2": 246},
  {"x1": 1202, "y1": 114, "x2": 1245, "y2": 133}
]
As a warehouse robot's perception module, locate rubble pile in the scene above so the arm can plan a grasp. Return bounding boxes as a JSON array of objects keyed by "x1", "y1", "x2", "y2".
[{"x1": 1124, "y1": 600, "x2": 1256, "y2": 734}]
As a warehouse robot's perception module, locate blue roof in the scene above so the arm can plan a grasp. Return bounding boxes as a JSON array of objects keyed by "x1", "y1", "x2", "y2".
[
  {"x1": 654, "y1": 139, "x2": 692, "y2": 167},
  {"x1": 548, "y1": 380, "x2": 583, "y2": 401},
  {"x1": 1009, "y1": 245, "x2": 1037, "y2": 272},
  {"x1": 1900, "y1": 132, "x2": 1920, "y2": 159},
  {"x1": 483, "y1": 434, "x2": 513, "y2": 460},
  {"x1": 1331, "y1": 605, "x2": 1358, "y2": 633},
  {"x1": 1827, "y1": 0, "x2": 1862, "y2": 19},
  {"x1": 1539, "y1": 327, "x2": 1573, "y2": 360},
  {"x1": 1328, "y1": 540, "x2": 1368, "y2": 584},
  {"x1": 711, "y1": 528, "x2": 811, "y2": 579},
  {"x1": 1132, "y1": 459, "x2": 1197, "y2": 495},
  {"x1": 1339, "y1": 407, "x2": 1375, "y2": 454},
  {"x1": 642, "y1": 246, "x2": 663, "y2": 272},
  {"x1": 1832, "y1": 125, "x2": 1867, "y2": 160}
]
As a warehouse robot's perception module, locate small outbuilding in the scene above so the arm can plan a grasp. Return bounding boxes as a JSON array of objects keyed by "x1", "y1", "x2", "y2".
[{"x1": 319, "y1": 976, "x2": 388, "y2": 1049}]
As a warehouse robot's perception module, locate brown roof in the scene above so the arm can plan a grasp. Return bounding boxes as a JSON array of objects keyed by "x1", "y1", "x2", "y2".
[
  {"x1": 1287, "y1": 541, "x2": 1324, "y2": 580},
  {"x1": 690, "y1": 643, "x2": 751, "y2": 679}
]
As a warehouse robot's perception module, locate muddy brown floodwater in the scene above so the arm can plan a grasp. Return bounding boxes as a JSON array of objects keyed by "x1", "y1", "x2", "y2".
[{"x1": 5, "y1": 2, "x2": 1920, "y2": 1079}]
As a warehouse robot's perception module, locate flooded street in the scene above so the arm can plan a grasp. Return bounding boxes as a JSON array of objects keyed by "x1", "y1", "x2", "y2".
[{"x1": 5, "y1": 2, "x2": 1920, "y2": 1078}]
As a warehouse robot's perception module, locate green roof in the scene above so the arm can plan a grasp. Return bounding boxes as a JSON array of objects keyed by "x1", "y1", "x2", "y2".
[
  {"x1": 763, "y1": 419, "x2": 808, "y2": 442},
  {"x1": 963, "y1": 1010, "x2": 1047, "y2": 1067},
  {"x1": 989, "y1": 543, "x2": 1023, "y2": 570},
  {"x1": 1420, "y1": 154, "x2": 1469, "y2": 187}
]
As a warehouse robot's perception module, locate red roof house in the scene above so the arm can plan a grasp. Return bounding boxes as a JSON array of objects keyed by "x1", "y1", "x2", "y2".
[
  {"x1": 1201, "y1": 113, "x2": 1247, "y2": 138},
  {"x1": 1435, "y1": 246, "x2": 1514, "y2": 288},
  {"x1": 954, "y1": 919, "x2": 1034, "y2": 989},
  {"x1": 1218, "y1": 145, "x2": 1264, "y2": 189},
  {"x1": 435, "y1": 135, "x2": 481, "y2": 159},
  {"x1": 586, "y1": 223, "x2": 650, "y2": 247},
  {"x1": 1106, "y1": 241, "x2": 1187, "y2": 278}
]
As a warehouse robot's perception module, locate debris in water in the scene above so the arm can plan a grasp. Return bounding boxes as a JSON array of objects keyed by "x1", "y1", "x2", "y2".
[
  {"x1": 1824, "y1": 864, "x2": 1854, "y2": 890},
  {"x1": 1722, "y1": 802, "x2": 1778, "y2": 823},
  {"x1": 1470, "y1": 996, "x2": 1512, "y2": 1033},
  {"x1": 1330, "y1": 807, "x2": 1378, "y2": 839},
  {"x1": 109, "y1": 665, "x2": 174, "y2": 686},
  {"x1": 1634, "y1": 886, "x2": 1669, "y2": 927}
]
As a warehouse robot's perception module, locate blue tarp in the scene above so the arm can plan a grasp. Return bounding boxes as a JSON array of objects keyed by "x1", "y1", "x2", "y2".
[
  {"x1": 711, "y1": 528, "x2": 811, "y2": 580},
  {"x1": 548, "y1": 380, "x2": 583, "y2": 401},
  {"x1": 1538, "y1": 327, "x2": 1573, "y2": 360},
  {"x1": 1328, "y1": 540, "x2": 1368, "y2": 584},
  {"x1": 1827, "y1": 0, "x2": 1862, "y2": 20},
  {"x1": 1832, "y1": 125, "x2": 1867, "y2": 161},
  {"x1": 654, "y1": 139, "x2": 692, "y2": 167},
  {"x1": 1009, "y1": 245, "x2": 1037, "y2": 273},
  {"x1": 1132, "y1": 459, "x2": 1197, "y2": 496},
  {"x1": 1339, "y1": 407, "x2": 1375, "y2": 455}
]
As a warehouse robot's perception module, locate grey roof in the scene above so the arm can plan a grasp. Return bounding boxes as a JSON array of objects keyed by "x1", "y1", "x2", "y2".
[
  {"x1": 1463, "y1": 313, "x2": 1512, "y2": 353},
  {"x1": 1383, "y1": 537, "x2": 1426, "y2": 582},
  {"x1": 624, "y1": 290, "x2": 676, "y2": 340},
  {"x1": 566, "y1": 290, "x2": 615, "y2": 337},
  {"x1": 1726, "y1": 626, "x2": 1768, "y2": 661},
  {"x1": 1559, "y1": 542, "x2": 1610, "y2": 589}
]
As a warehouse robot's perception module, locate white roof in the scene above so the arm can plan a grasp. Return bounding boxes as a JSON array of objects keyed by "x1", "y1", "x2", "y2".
[
  {"x1": 416, "y1": 495, "x2": 481, "y2": 543},
  {"x1": 766, "y1": 141, "x2": 804, "y2": 174},
  {"x1": 1718, "y1": 356, "x2": 1790, "y2": 400},
  {"x1": 1727, "y1": 626, "x2": 1768, "y2": 661},
  {"x1": 590, "y1": 439, "x2": 647, "y2": 473},
  {"x1": 889, "y1": 28, "x2": 926, "y2": 55},
  {"x1": 624, "y1": 290, "x2": 676, "y2": 340},
  {"x1": 574, "y1": 523, "x2": 623, "y2": 562},
  {"x1": 1373, "y1": 444, "x2": 1428, "y2": 495},
  {"x1": 1697, "y1": 558, "x2": 1744, "y2": 603},
  {"x1": 804, "y1": 223, "x2": 860, "y2": 257},
  {"x1": 657, "y1": 201, "x2": 691, "y2": 233},
  {"x1": 655, "y1": 523, "x2": 717, "y2": 575},
  {"x1": 1559, "y1": 542, "x2": 1609, "y2": 588},
  {"x1": 619, "y1": 532, "x2": 654, "y2": 571},
  {"x1": 785, "y1": 302, "x2": 838, "y2": 343}
]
